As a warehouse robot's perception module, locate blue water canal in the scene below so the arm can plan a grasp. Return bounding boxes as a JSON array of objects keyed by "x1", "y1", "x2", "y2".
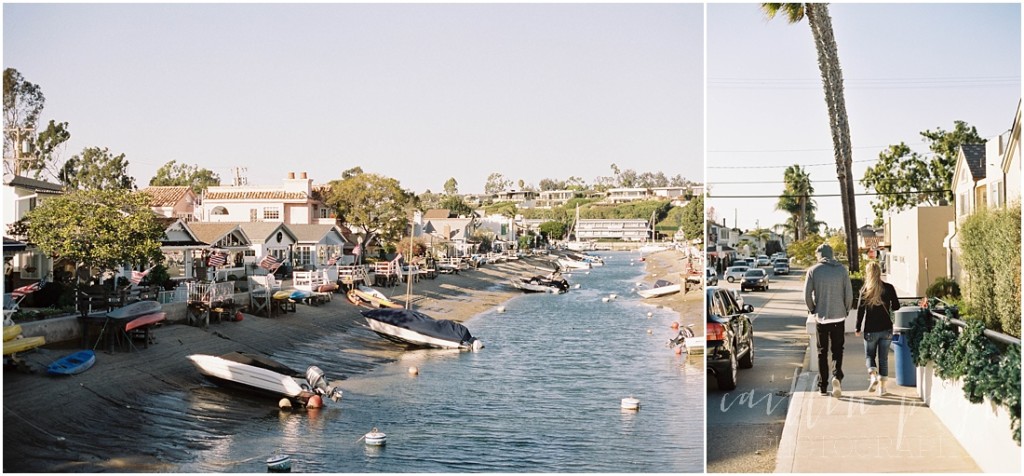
[{"x1": 54, "y1": 252, "x2": 703, "y2": 472}]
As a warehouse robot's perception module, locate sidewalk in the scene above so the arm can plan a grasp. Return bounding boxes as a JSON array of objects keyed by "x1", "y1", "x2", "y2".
[{"x1": 774, "y1": 332, "x2": 981, "y2": 473}]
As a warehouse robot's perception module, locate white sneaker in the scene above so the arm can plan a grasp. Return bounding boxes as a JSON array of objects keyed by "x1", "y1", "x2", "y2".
[
  {"x1": 831, "y1": 377, "x2": 842, "y2": 398},
  {"x1": 878, "y1": 377, "x2": 887, "y2": 397},
  {"x1": 867, "y1": 368, "x2": 879, "y2": 393}
]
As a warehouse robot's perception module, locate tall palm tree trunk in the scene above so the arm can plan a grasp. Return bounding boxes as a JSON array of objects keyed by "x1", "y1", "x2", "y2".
[{"x1": 806, "y1": 4, "x2": 859, "y2": 271}]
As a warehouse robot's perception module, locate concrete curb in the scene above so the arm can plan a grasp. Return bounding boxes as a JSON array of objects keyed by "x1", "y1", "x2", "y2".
[{"x1": 773, "y1": 344, "x2": 815, "y2": 473}]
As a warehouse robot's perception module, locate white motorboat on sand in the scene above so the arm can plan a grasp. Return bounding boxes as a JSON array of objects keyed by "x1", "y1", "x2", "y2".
[
  {"x1": 188, "y1": 352, "x2": 343, "y2": 407},
  {"x1": 362, "y1": 308, "x2": 483, "y2": 351},
  {"x1": 636, "y1": 279, "x2": 681, "y2": 299}
]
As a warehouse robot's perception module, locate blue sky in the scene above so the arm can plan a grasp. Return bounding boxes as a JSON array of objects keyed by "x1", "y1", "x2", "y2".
[
  {"x1": 3, "y1": 3, "x2": 703, "y2": 194},
  {"x1": 708, "y1": 2, "x2": 1021, "y2": 232}
]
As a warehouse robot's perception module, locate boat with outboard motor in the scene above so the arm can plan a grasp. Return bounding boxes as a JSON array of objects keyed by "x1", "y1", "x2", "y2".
[
  {"x1": 509, "y1": 273, "x2": 570, "y2": 294},
  {"x1": 187, "y1": 351, "x2": 343, "y2": 406},
  {"x1": 361, "y1": 308, "x2": 483, "y2": 351}
]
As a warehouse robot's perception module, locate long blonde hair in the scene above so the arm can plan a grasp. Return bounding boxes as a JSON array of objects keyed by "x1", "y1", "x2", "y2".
[{"x1": 861, "y1": 261, "x2": 884, "y2": 307}]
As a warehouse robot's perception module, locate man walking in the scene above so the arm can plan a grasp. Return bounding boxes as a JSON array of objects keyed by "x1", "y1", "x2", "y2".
[{"x1": 804, "y1": 243, "x2": 853, "y2": 397}]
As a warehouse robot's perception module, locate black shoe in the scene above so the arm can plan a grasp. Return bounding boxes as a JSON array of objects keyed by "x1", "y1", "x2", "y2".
[{"x1": 819, "y1": 387, "x2": 828, "y2": 396}]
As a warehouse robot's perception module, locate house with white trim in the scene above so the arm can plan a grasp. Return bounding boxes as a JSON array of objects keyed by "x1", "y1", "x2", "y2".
[
  {"x1": 142, "y1": 186, "x2": 199, "y2": 221},
  {"x1": 201, "y1": 171, "x2": 333, "y2": 225}
]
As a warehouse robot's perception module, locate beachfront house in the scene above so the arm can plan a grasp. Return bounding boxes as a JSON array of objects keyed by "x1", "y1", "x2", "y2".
[
  {"x1": 605, "y1": 187, "x2": 651, "y2": 204},
  {"x1": 535, "y1": 189, "x2": 578, "y2": 209},
  {"x1": 575, "y1": 218, "x2": 649, "y2": 241},
  {"x1": 184, "y1": 222, "x2": 252, "y2": 282},
  {"x1": 235, "y1": 222, "x2": 298, "y2": 271},
  {"x1": 156, "y1": 217, "x2": 208, "y2": 282},
  {"x1": 201, "y1": 171, "x2": 331, "y2": 225},
  {"x1": 3, "y1": 174, "x2": 64, "y2": 290},
  {"x1": 287, "y1": 224, "x2": 349, "y2": 270}
]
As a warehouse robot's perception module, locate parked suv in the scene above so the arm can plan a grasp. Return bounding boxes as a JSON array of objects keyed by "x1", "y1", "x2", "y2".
[
  {"x1": 724, "y1": 265, "x2": 750, "y2": 283},
  {"x1": 756, "y1": 255, "x2": 771, "y2": 267},
  {"x1": 707, "y1": 286, "x2": 755, "y2": 390},
  {"x1": 772, "y1": 259, "x2": 790, "y2": 275},
  {"x1": 741, "y1": 268, "x2": 770, "y2": 292}
]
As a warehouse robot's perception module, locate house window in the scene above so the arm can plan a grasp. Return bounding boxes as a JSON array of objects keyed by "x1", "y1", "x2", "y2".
[
  {"x1": 28, "y1": 197, "x2": 37, "y2": 211},
  {"x1": 263, "y1": 208, "x2": 280, "y2": 221},
  {"x1": 295, "y1": 246, "x2": 313, "y2": 266},
  {"x1": 250, "y1": 209, "x2": 258, "y2": 222},
  {"x1": 319, "y1": 207, "x2": 332, "y2": 219}
]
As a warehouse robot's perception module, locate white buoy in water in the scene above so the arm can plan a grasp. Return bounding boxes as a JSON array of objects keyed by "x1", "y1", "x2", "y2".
[
  {"x1": 408, "y1": 366, "x2": 419, "y2": 375},
  {"x1": 267, "y1": 454, "x2": 292, "y2": 472},
  {"x1": 609, "y1": 293, "x2": 617, "y2": 300},
  {"x1": 601, "y1": 297, "x2": 609, "y2": 303},
  {"x1": 647, "y1": 312, "x2": 653, "y2": 317},
  {"x1": 573, "y1": 284, "x2": 581, "y2": 289},
  {"x1": 278, "y1": 398, "x2": 293, "y2": 410},
  {"x1": 621, "y1": 397, "x2": 640, "y2": 410},
  {"x1": 496, "y1": 306, "x2": 506, "y2": 313},
  {"x1": 647, "y1": 329, "x2": 653, "y2": 334},
  {"x1": 364, "y1": 427, "x2": 387, "y2": 446}
]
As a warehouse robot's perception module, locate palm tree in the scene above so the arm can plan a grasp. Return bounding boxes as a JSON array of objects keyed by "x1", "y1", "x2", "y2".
[
  {"x1": 775, "y1": 164, "x2": 814, "y2": 241},
  {"x1": 762, "y1": 3, "x2": 859, "y2": 272}
]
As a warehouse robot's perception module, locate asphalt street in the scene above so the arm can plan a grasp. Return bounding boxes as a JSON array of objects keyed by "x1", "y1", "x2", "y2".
[{"x1": 707, "y1": 266, "x2": 810, "y2": 473}]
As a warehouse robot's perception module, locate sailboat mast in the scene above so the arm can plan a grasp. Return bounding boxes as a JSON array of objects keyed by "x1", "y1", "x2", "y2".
[{"x1": 406, "y1": 223, "x2": 414, "y2": 309}]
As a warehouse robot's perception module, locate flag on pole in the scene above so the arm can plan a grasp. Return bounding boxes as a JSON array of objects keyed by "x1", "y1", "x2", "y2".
[
  {"x1": 326, "y1": 255, "x2": 339, "y2": 266},
  {"x1": 259, "y1": 254, "x2": 282, "y2": 271},
  {"x1": 352, "y1": 243, "x2": 362, "y2": 257},
  {"x1": 130, "y1": 266, "x2": 155, "y2": 285},
  {"x1": 207, "y1": 251, "x2": 227, "y2": 267},
  {"x1": 391, "y1": 252, "x2": 403, "y2": 277},
  {"x1": 11, "y1": 281, "x2": 42, "y2": 298}
]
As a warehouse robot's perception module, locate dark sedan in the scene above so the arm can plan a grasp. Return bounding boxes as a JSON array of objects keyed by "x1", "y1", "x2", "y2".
[
  {"x1": 740, "y1": 268, "x2": 770, "y2": 292},
  {"x1": 706, "y1": 286, "x2": 755, "y2": 390}
]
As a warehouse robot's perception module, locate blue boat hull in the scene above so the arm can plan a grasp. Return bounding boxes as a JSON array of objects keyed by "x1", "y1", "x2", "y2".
[{"x1": 48, "y1": 350, "x2": 96, "y2": 376}]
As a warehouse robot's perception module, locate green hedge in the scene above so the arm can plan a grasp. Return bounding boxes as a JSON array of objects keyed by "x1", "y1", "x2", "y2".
[
  {"x1": 910, "y1": 309, "x2": 1021, "y2": 445},
  {"x1": 958, "y1": 203, "x2": 1021, "y2": 338}
]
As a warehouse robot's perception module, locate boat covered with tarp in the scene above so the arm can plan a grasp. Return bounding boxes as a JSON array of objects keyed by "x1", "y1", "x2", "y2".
[{"x1": 361, "y1": 308, "x2": 483, "y2": 351}]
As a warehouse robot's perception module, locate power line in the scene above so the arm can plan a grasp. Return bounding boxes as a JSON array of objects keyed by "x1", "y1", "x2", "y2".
[
  {"x1": 709, "y1": 190, "x2": 951, "y2": 199},
  {"x1": 707, "y1": 159, "x2": 879, "y2": 169}
]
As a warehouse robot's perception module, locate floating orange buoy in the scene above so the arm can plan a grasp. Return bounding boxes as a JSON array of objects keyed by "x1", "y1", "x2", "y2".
[
  {"x1": 307, "y1": 395, "x2": 323, "y2": 409},
  {"x1": 671, "y1": 322, "x2": 680, "y2": 330},
  {"x1": 675, "y1": 346, "x2": 684, "y2": 355},
  {"x1": 235, "y1": 311, "x2": 244, "y2": 321}
]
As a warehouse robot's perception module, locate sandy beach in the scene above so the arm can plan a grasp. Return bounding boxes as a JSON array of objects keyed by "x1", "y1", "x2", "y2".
[{"x1": 3, "y1": 249, "x2": 700, "y2": 471}]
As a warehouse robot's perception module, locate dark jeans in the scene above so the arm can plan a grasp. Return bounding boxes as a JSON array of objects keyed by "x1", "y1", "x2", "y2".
[{"x1": 816, "y1": 321, "x2": 845, "y2": 388}]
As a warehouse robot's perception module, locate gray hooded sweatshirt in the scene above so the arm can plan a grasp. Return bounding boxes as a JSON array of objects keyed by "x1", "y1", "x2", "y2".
[{"x1": 804, "y1": 244, "x2": 853, "y2": 324}]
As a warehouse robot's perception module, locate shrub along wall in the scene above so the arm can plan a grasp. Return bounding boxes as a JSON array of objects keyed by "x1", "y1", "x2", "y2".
[{"x1": 958, "y1": 202, "x2": 1021, "y2": 338}]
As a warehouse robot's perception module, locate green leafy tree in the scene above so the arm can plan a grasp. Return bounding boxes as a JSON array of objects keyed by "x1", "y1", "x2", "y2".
[
  {"x1": 440, "y1": 194, "x2": 475, "y2": 217},
  {"x1": 484, "y1": 172, "x2": 512, "y2": 194},
  {"x1": 24, "y1": 189, "x2": 164, "y2": 278},
  {"x1": 443, "y1": 177, "x2": 459, "y2": 196},
  {"x1": 539, "y1": 220, "x2": 568, "y2": 241},
  {"x1": 861, "y1": 122, "x2": 986, "y2": 219},
  {"x1": 341, "y1": 166, "x2": 364, "y2": 180},
  {"x1": 3, "y1": 68, "x2": 72, "y2": 179},
  {"x1": 149, "y1": 160, "x2": 221, "y2": 194},
  {"x1": 539, "y1": 178, "x2": 566, "y2": 191},
  {"x1": 60, "y1": 146, "x2": 136, "y2": 190},
  {"x1": 763, "y1": 3, "x2": 859, "y2": 272},
  {"x1": 679, "y1": 194, "x2": 704, "y2": 243},
  {"x1": 483, "y1": 201, "x2": 518, "y2": 219},
  {"x1": 324, "y1": 172, "x2": 414, "y2": 255}
]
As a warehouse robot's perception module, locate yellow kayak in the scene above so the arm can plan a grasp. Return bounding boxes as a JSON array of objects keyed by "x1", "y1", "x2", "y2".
[
  {"x1": 347, "y1": 286, "x2": 403, "y2": 309},
  {"x1": 4, "y1": 324, "x2": 23, "y2": 342},
  {"x1": 3, "y1": 335, "x2": 46, "y2": 355}
]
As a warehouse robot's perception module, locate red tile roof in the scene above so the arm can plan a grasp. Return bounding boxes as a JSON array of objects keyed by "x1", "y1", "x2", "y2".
[
  {"x1": 141, "y1": 186, "x2": 193, "y2": 207},
  {"x1": 205, "y1": 191, "x2": 309, "y2": 200}
]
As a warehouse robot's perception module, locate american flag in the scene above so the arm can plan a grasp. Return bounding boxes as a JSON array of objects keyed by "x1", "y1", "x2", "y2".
[
  {"x1": 259, "y1": 254, "x2": 281, "y2": 271},
  {"x1": 326, "y1": 255, "x2": 339, "y2": 266},
  {"x1": 207, "y1": 251, "x2": 227, "y2": 267},
  {"x1": 130, "y1": 266, "x2": 154, "y2": 285},
  {"x1": 11, "y1": 281, "x2": 42, "y2": 298}
]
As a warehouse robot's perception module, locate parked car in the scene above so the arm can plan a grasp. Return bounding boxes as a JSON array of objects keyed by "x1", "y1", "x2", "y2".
[
  {"x1": 724, "y1": 265, "x2": 750, "y2": 283},
  {"x1": 741, "y1": 268, "x2": 770, "y2": 292},
  {"x1": 772, "y1": 259, "x2": 790, "y2": 275},
  {"x1": 706, "y1": 286, "x2": 755, "y2": 391},
  {"x1": 732, "y1": 258, "x2": 751, "y2": 268},
  {"x1": 706, "y1": 268, "x2": 719, "y2": 286},
  {"x1": 756, "y1": 255, "x2": 771, "y2": 267}
]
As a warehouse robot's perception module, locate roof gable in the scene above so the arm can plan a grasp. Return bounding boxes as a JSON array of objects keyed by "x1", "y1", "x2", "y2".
[
  {"x1": 960, "y1": 144, "x2": 987, "y2": 180},
  {"x1": 184, "y1": 222, "x2": 251, "y2": 247},
  {"x1": 141, "y1": 186, "x2": 195, "y2": 207}
]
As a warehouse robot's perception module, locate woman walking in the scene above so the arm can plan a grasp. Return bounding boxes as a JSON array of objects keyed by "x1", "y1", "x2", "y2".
[{"x1": 854, "y1": 261, "x2": 900, "y2": 396}]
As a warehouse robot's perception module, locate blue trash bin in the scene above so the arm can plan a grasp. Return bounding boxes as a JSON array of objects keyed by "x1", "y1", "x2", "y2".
[{"x1": 893, "y1": 333, "x2": 916, "y2": 386}]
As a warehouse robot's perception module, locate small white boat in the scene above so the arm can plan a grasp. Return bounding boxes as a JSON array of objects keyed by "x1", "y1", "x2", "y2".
[
  {"x1": 636, "y1": 279, "x2": 681, "y2": 299},
  {"x1": 509, "y1": 275, "x2": 570, "y2": 294},
  {"x1": 557, "y1": 258, "x2": 591, "y2": 270},
  {"x1": 188, "y1": 352, "x2": 342, "y2": 406}
]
